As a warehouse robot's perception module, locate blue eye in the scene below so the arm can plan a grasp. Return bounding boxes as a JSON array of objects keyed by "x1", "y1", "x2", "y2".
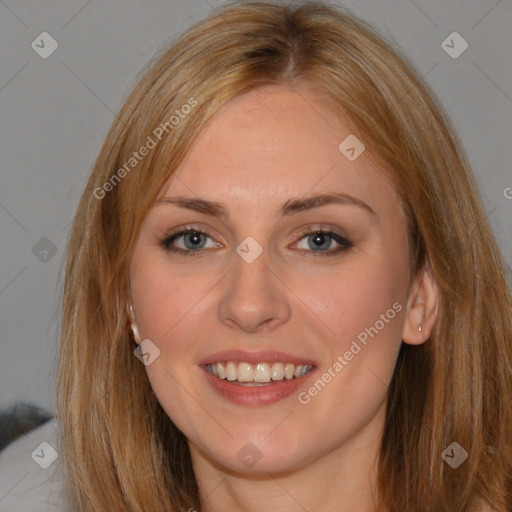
[
  {"x1": 160, "y1": 228, "x2": 219, "y2": 256},
  {"x1": 160, "y1": 227, "x2": 352, "y2": 257},
  {"x1": 294, "y1": 229, "x2": 352, "y2": 256}
]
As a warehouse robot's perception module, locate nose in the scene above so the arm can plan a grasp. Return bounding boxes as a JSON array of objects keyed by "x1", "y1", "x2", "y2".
[{"x1": 217, "y1": 246, "x2": 291, "y2": 334}]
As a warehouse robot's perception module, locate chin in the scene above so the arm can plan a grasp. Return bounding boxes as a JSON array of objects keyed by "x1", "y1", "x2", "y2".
[{"x1": 191, "y1": 429, "x2": 314, "y2": 476}]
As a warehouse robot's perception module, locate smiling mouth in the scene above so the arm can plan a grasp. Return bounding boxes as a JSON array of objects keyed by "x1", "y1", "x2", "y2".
[{"x1": 205, "y1": 362, "x2": 314, "y2": 386}]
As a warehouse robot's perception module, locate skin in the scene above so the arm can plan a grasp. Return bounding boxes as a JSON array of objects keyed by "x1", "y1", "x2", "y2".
[{"x1": 129, "y1": 85, "x2": 438, "y2": 512}]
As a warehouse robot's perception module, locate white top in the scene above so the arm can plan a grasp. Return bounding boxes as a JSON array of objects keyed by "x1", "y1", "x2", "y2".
[{"x1": 0, "y1": 419, "x2": 68, "y2": 511}]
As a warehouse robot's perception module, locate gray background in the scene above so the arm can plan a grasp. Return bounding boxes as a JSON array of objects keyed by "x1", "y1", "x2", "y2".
[{"x1": 1, "y1": 0, "x2": 511, "y2": 416}]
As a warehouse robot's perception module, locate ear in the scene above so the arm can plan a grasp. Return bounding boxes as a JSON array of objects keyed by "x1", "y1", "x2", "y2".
[
  {"x1": 402, "y1": 263, "x2": 439, "y2": 345},
  {"x1": 126, "y1": 302, "x2": 141, "y2": 345}
]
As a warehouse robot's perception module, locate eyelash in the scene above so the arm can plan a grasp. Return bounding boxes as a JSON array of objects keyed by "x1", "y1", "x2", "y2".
[{"x1": 159, "y1": 225, "x2": 353, "y2": 258}]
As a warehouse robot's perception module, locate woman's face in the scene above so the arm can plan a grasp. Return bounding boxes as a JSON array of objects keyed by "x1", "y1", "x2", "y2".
[{"x1": 129, "y1": 85, "x2": 415, "y2": 475}]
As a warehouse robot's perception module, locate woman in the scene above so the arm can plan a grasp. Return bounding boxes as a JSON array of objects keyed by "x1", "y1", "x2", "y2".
[{"x1": 55, "y1": 1, "x2": 512, "y2": 511}]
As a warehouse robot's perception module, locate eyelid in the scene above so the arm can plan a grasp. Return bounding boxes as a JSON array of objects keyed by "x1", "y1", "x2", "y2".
[
  {"x1": 162, "y1": 223, "x2": 223, "y2": 242},
  {"x1": 290, "y1": 226, "x2": 352, "y2": 255},
  {"x1": 160, "y1": 223, "x2": 352, "y2": 257},
  {"x1": 160, "y1": 225, "x2": 223, "y2": 253}
]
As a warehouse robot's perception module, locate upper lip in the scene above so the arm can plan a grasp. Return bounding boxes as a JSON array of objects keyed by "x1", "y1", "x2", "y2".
[{"x1": 198, "y1": 350, "x2": 317, "y2": 367}]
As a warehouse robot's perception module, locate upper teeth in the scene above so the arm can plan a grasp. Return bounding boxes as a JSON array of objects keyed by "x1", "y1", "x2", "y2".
[{"x1": 207, "y1": 362, "x2": 313, "y2": 382}]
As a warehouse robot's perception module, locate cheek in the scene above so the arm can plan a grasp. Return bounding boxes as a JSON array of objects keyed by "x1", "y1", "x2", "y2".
[
  {"x1": 289, "y1": 256, "x2": 407, "y2": 433},
  {"x1": 130, "y1": 251, "x2": 192, "y2": 340},
  {"x1": 130, "y1": 259, "x2": 175, "y2": 338},
  {"x1": 129, "y1": 251, "x2": 223, "y2": 372},
  {"x1": 305, "y1": 259, "x2": 405, "y2": 330},
  {"x1": 129, "y1": 254, "x2": 206, "y2": 426}
]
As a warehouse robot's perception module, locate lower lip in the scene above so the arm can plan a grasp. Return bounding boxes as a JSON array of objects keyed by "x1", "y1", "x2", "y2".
[{"x1": 202, "y1": 367, "x2": 315, "y2": 406}]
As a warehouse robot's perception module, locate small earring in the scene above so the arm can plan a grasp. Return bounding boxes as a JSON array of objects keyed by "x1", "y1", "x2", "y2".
[
  {"x1": 418, "y1": 324, "x2": 423, "y2": 332},
  {"x1": 131, "y1": 323, "x2": 141, "y2": 344}
]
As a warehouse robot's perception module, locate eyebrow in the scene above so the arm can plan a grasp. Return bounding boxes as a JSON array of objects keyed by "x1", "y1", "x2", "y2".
[{"x1": 156, "y1": 192, "x2": 376, "y2": 217}]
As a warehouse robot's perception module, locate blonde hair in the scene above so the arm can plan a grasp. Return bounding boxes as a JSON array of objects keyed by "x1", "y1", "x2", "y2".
[{"x1": 56, "y1": 2, "x2": 512, "y2": 510}]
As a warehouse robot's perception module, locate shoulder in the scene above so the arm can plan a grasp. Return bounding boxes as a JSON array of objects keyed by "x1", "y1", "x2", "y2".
[{"x1": 0, "y1": 418, "x2": 69, "y2": 511}]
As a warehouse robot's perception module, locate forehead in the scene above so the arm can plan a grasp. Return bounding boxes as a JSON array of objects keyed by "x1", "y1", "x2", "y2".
[{"x1": 160, "y1": 85, "x2": 399, "y2": 218}]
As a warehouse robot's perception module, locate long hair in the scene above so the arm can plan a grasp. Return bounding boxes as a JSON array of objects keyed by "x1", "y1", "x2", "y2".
[{"x1": 55, "y1": 2, "x2": 512, "y2": 510}]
